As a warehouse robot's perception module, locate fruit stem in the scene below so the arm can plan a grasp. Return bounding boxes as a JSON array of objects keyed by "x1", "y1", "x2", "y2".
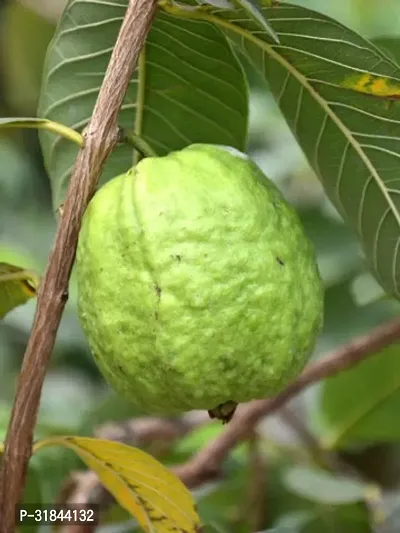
[{"x1": 119, "y1": 128, "x2": 158, "y2": 158}]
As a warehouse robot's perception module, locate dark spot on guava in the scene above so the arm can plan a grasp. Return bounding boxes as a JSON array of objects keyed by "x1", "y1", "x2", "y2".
[
  {"x1": 155, "y1": 284, "x2": 162, "y2": 298},
  {"x1": 276, "y1": 257, "x2": 284, "y2": 266},
  {"x1": 116, "y1": 363, "x2": 124, "y2": 373},
  {"x1": 155, "y1": 310, "x2": 159, "y2": 321},
  {"x1": 219, "y1": 354, "x2": 236, "y2": 372},
  {"x1": 172, "y1": 254, "x2": 181, "y2": 262}
]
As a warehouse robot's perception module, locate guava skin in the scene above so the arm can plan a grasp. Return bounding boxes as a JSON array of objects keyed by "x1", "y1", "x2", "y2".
[{"x1": 76, "y1": 144, "x2": 324, "y2": 416}]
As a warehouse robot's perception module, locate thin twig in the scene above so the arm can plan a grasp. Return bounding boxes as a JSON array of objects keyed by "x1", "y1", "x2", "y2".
[
  {"x1": 0, "y1": 1, "x2": 157, "y2": 530},
  {"x1": 175, "y1": 316, "x2": 400, "y2": 487},
  {"x1": 245, "y1": 433, "x2": 268, "y2": 532}
]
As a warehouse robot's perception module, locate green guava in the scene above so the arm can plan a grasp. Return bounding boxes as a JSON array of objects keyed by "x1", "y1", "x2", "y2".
[{"x1": 76, "y1": 144, "x2": 324, "y2": 421}]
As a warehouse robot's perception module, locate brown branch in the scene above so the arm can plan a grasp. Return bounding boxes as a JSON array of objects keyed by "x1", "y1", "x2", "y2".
[
  {"x1": 175, "y1": 316, "x2": 400, "y2": 488},
  {"x1": 0, "y1": 1, "x2": 157, "y2": 530},
  {"x1": 244, "y1": 433, "x2": 268, "y2": 532}
]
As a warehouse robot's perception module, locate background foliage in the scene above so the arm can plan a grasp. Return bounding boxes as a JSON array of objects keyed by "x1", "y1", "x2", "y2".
[{"x1": 2, "y1": 0, "x2": 400, "y2": 531}]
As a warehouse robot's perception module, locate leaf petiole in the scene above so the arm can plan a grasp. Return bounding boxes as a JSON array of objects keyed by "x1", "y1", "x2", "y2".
[
  {"x1": 0, "y1": 118, "x2": 83, "y2": 147},
  {"x1": 119, "y1": 128, "x2": 158, "y2": 159}
]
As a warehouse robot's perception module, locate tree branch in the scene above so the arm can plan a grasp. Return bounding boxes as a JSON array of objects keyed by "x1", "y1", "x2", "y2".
[
  {"x1": 175, "y1": 316, "x2": 400, "y2": 487},
  {"x1": 0, "y1": 1, "x2": 157, "y2": 530}
]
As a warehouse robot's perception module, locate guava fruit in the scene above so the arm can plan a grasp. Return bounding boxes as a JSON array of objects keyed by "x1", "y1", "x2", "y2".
[{"x1": 76, "y1": 144, "x2": 324, "y2": 421}]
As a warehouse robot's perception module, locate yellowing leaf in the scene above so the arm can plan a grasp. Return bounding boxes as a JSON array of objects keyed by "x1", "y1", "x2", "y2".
[
  {"x1": 340, "y1": 73, "x2": 400, "y2": 98},
  {"x1": 0, "y1": 263, "x2": 40, "y2": 319},
  {"x1": 33, "y1": 436, "x2": 201, "y2": 533}
]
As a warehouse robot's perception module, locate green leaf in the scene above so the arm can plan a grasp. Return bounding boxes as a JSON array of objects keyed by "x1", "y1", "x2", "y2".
[
  {"x1": 38, "y1": 0, "x2": 248, "y2": 210},
  {"x1": 318, "y1": 345, "x2": 400, "y2": 448},
  {"x1": 231, "y1": 0, "x2": 279, "y2": 43},
  {"x1": 263, "y1": 457, "x2": 372, "y2": 533},
  {"x1": 173, "y1": 3, "x2": 400, "y2": 301},
  {"x1": 350, "y1": 271, "x2": 387, "y2": 306},
  {"x1": 0, "y1": 263, "x2": 39, "y2": 319},
  {"x1": 1, "y1": 0, "x2": 55, "y2": 114},
  {"x1": 270, "y1": 505, "x2": 371, "y2": 533},
  {"x1": 372, "y1": 37, "x2": 400, "y2": 66},
  {"x1": 282, "y1": 466, "x2": 367, "y2": 505}
]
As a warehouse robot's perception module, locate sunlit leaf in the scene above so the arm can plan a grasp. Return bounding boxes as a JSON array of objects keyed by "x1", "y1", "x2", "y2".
[
  {"x1": 350, "y1": 271, "x2": 386, "y2": 306},
  {"x1": 377, "y1": 491, "x2": 400, "y2": 533},
  {"x1": 0, "y1": 263, "x2": 39, "y2": 319},
  {"x1": 283, "y1": 467, "x2": 367, "y2": 505},
  {"x1": 268, "y1": 505, "x2": 371, "y2": 533},
  {"x1": 38, "y1": 0, "x2": 248, "y2": 209},
  {"x1": 165, "y1": 3, "x2": 400, "y2": 300},
  {"x1": 34, "y1": 436, "x2": 201, "y2": 533}
]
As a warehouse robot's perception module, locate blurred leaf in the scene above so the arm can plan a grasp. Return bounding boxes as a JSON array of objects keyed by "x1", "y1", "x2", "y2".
[
  {"x1": 196, "y1": 449, "x2": 261, "y2": 533},
  {"x1": 1, "y1": 1, "x2": 54, "y2": 113},
  {"x1": 0, "y1": 263, "x2": 39, "y2": 319},
  {"x1": 264, "y1": 511, "x2": 312, "y2": 532},
  {"x1": 351, "y1": 271, "x2": 387, "y2": 306},
  {"x1": 34, "y1": 436, "x2": 201, "y2": 533},
  {"x1": 38, "y1": 0, "x2": 248, "y2": 209},
  {"x1": 315, "y1": 278, "x2": 399, "y2": 356},
  {"x1": 172, "y1": 423, "x2": 225, "y2": 459},
  {"x1": 299, "y1": 207, "x2": 361, "y2": 288},
  {"x1": 177, "y1": 2, "x2": 400, "y2": 301},
  {"x1": 283, "y1": 466, "x2": 367, "y2": 504},
  {"x1": 376, "y1": 490, "x2": 400, "y2": 533},
  {"x1": 79, "y1": 390, "x2": 145, "y2": 436},
  {"x1": 318, "y1": 345, "x2": 400, "y2": 449},
  {"x1": 269, "y1": 505, "x2": 371, "y2": 533}
]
